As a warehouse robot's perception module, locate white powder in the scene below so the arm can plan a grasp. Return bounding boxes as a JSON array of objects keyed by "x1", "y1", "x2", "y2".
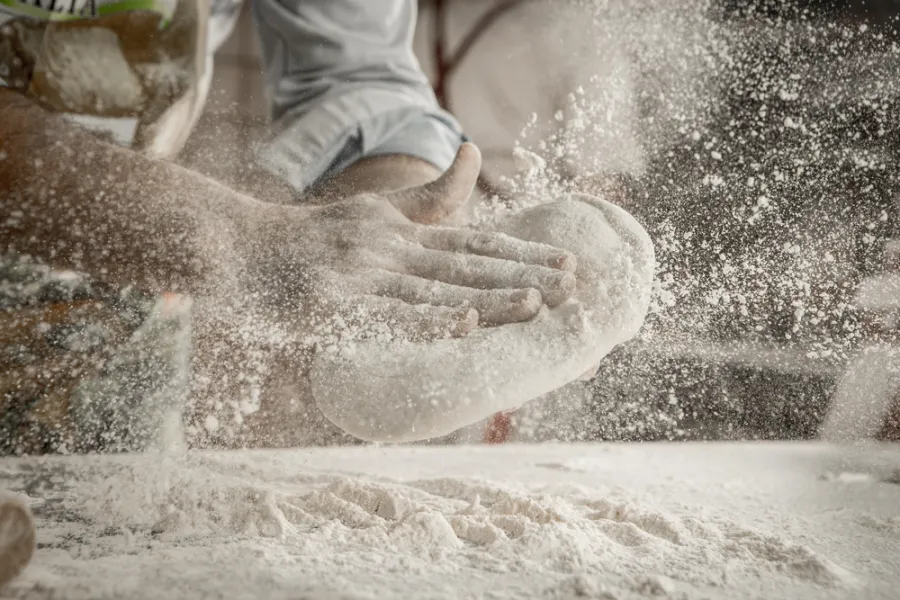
[{"x1": 3, "y1": 442, "x2": 894, "y2": 599}]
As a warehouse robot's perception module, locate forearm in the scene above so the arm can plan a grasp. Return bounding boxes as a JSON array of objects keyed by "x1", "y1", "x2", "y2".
[{"x1": 0, "y1": 90, "x2": 255, "y2": 295}]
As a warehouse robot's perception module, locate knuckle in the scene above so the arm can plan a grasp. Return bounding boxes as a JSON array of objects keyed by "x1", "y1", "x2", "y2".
[{"x1": 468, "y1": 231, "x2": 500, "y2": 254}]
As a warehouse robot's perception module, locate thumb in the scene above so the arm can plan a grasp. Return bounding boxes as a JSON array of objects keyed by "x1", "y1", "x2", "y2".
[{"x1": 386, "y1": 142, "x2": 482, "y2": 224}]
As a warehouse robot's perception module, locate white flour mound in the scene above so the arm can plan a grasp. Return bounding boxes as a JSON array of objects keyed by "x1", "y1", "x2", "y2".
[
  {"x1": 4, "y1": 443, "x2": 895, "y2": 600},
  {"x1": 310, "y1": 196, "x2": 655, "y2": 442}
]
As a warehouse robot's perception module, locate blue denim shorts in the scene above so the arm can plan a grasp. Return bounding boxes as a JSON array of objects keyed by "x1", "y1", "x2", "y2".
[{"x1": 251, "y1": 0, "x2": 465, "y2": 191}]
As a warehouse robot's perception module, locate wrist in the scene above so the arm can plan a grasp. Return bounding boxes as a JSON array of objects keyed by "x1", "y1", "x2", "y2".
[{"x1": 190, "y1": 188, "x2": 278, "y2": 298}]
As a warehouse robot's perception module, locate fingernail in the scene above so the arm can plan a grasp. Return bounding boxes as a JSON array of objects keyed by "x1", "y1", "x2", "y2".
[
  {"x1": 549, "y1": 252, "x2": 577, "y2": 272},
  {"x1": 509, "y1": 288, "x2": 541, "y2": 307}
]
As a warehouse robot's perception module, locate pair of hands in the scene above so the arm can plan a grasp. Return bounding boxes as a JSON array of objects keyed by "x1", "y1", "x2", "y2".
[{"x1": 237, "y1": 143, "x2": 578, "y2": 344}]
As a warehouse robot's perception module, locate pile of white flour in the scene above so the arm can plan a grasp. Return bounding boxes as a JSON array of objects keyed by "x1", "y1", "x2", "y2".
[{"x1": 1, "y1": 442, "x2": 897, "y2": 599}]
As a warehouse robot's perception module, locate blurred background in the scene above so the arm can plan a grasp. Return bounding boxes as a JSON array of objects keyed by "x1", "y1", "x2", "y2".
[{"x1": 180, "y1": 0, "x2": 900, "y2": 444}]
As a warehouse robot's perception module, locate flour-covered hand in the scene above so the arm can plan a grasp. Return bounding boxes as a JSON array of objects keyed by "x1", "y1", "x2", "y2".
[{"x1": 239, "y1": 144, "x2": 577, "y2": 340}]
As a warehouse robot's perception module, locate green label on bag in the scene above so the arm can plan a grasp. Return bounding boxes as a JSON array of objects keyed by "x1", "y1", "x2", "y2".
[{"x1": 0, "y1": 0, "x2": 176, "y2": 23}]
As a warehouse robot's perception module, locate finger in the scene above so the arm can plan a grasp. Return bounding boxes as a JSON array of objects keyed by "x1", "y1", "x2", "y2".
[
  {"x1": 307, "y1": 286, "x2": 479, "y2": 342},
  {"x1": 391, "y1": 247, "x2": 576, "y2": 307},
  {"x1": 349, "y1": 294, "x2": 479, "y2": 340},
  {"x1": 385, "y1": 143, "x2": 482, "y2": 224},
  {"x1": 414, "y1": 228, "x2": 577, "y2": 272},
  {"x1": 350, "y1": 269, "x2": 543, "y2": 325}
]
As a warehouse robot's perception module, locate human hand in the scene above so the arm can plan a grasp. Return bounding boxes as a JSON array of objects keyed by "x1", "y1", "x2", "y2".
[
  {"x1": 308, "y1": 193, "x2": 657, "y2": 443},
  {"x1": 236, "y1": 144, "x2": 578, "y2": 342}
]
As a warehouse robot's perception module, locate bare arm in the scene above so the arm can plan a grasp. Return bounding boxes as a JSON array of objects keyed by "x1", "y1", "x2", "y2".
[
  {"x1": 0, "y1": 88, "x2": 464, "y2": 299},
  {"x1": 0, "y1": 88, "x2": 251, "y2": 296},
  {"x1": 1, "y1": 89, "x2": 574, "y2": 313}
]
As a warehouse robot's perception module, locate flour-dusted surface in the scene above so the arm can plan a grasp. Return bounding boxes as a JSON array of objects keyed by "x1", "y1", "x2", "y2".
[{"x1": 1, "y1": 443, "x2": 898, "y2": 599}]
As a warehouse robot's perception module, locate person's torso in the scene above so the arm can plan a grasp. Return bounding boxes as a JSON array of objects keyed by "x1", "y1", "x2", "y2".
[{"x1": 0, "y1": 0, "x2": 241, "y2": 158}]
